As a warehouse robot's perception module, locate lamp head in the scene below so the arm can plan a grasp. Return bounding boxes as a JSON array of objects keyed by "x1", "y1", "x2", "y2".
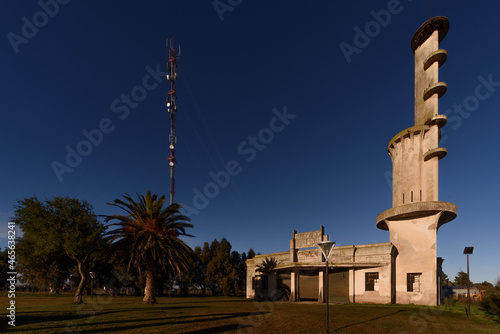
[{"x1": 318, "y1": 241, "x2": 336, "y2": 260}]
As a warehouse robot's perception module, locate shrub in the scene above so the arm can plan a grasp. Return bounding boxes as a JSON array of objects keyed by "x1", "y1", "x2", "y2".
[
  {"x1": 443, "y1": 295, "x2": 457, "y2": 307},
  {"x1": 480, "y1": 293, "x2": 500, "y2": 319}
]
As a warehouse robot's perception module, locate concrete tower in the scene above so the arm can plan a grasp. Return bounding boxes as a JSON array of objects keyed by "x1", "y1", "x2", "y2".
[{"x1": 376, "y1": 17, "x2": 457, "y2": 305}]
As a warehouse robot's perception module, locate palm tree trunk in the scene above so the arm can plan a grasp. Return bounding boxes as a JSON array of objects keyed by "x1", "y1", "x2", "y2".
[
  {"x1": 74, "y1": 260, "x2": 87, "y2": 303},
  {"x1": 143, "y1": 261, "x2": 157, "y2": 304}
]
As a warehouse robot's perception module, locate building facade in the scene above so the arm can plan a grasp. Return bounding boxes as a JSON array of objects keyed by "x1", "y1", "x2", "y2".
[
  {"x1": 246, "y1": 227, "x2": 398, "y2": 304},
  {"x1": 246, "y1": 17, "x2": 456, "y2": 306}
]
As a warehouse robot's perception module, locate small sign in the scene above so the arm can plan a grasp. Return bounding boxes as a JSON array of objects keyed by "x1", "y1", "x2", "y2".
[{"x1": 295, "y1": 230, "x2": 322, "y2": 249}]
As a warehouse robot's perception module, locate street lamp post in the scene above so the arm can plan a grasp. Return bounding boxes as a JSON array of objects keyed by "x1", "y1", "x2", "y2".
[
  {"x1": 463, "y1": 247, "x2": 474, "y2": 318},
  {"x1": 318, "y1": 240, "x2": 336, "y2": 334},
  {"x1": 89, "y1": 272, "x2": 96, "y2": 301}
]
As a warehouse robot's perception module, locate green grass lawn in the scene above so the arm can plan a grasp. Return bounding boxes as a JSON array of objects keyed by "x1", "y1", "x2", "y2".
[{"x1": 1, "y1": 294, "x2": 498, "y2": 333}]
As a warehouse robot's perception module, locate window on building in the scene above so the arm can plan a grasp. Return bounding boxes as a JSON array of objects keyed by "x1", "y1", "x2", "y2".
[
  {"x1": 365, "y1": 272, "x2": 379, "y2": 291},
  {"x1": 407, "y1": 273, "x2": 422, "y2": 292},
  {"x1": 251, "y1": 277, "x2": 256, "y2": 290}
]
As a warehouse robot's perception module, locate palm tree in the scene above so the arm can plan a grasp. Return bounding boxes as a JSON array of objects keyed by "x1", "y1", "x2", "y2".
[
  {"x1": 256, "y1": 257, "x2": 290, "y2": 301},
  {"x1": 105, "y1": 191, "x2": 193, "y2": 304}
]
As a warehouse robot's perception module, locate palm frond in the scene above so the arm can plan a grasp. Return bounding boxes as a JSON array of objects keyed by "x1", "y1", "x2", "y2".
[{"x1": 104, "y1": 191, "x2": 194, "y2": 277}]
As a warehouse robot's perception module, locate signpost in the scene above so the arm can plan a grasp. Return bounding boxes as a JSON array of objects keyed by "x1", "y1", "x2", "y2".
[{"x1": 318, "y1": 241, "x2": 336, "y2": 333}]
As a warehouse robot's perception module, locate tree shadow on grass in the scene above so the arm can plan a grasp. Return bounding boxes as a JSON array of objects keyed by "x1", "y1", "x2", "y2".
[
  {"x1": 333, "y1": 309, "x2": 408, "y2": 332},
  {"x1": 166, "y1": 298, "x2": 254, "y2": 305},
  {"x1": 78, "y1": 311, "x2": 269, "y2": 334},
  {"x1": 22, "y1": 311, "x2": 270, "y2": 333},
  {"x1": 179, "y1": 323, "x2": 251, "y2": 334},
  {"x1": 16, "y1": 306, "x2": 205, "y2": 329}
]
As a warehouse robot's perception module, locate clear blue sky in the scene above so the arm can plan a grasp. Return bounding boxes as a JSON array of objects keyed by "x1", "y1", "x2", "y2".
[{"x1": 1, "y1": 1, "x2": 499, "y2": 284}]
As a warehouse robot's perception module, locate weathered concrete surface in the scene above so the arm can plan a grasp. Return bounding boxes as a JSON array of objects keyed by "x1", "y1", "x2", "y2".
[
  {"x1": 351, "y1": 243, "x2": 396, "y2": 304},
  {"x1": 377, "y1": 16, "x2": 456, "y2": 306},
  {"x1": 246, "y1": 239, "x2": 395, "y2": 304},
  {"x1": 386, "y1": 214, "x2": 440, "y2": 305},
  {"x1": 376, "y1": 201, "x2": 457, "y2": 230}
]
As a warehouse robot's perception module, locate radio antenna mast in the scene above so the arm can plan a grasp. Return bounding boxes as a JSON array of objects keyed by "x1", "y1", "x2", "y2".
[{"x1": 166, "y1": 38, "x2": 180, "y2": 205}]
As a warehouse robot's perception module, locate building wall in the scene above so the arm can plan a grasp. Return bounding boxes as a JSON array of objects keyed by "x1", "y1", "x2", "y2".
[
  {"x1": 386, "y1": 214, "x2": 440, "y2": 305},
  {"x1": 351, "y1": 243, "x2": 394, "y2": 304},
  {"x1": 246, "y1": 242, "x2": 396, "y2": 304}
]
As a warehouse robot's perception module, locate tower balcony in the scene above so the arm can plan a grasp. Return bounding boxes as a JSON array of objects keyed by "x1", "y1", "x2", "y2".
[
  {"x1": 423, "y1": 82, "x2": 447, "y2": 101},
  {"x1": 424, "y1": 114, "x2": 447, "y2": 128},
  {"x1": 423, "y1": 147, "x2": 447, "y2": 161},
  {"x1": 376, "y1": 201, "x2": 457, "y2": 231},
  {"x1": 424, "y1": 49, "x2": 447, "y2": 70}
]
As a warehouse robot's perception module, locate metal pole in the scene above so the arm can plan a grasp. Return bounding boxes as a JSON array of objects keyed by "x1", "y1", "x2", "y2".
[
  {"x1": 318, "y1": 240, "x2": 335, "y2": 333},
  {"x1": 325, "y1": 259, "x2": 329, "y2": 333},
  {"x1": 467, "y1": 254, "x2": 470, "y2": 318},
  {"x1": 170, "y1": 164, "x2": 175, "y2": 205},
  {"x1": 166, "y1": 39, "x2": 179, "y2": 206},
  {"x1": 91, "y1": 276, "x2": 94, "y2": 301}
]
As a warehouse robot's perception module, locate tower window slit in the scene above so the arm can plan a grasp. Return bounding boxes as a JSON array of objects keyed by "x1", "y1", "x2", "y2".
[
  {"x1": 411, "y1": 191, "x2": 413, "y2": 203},
  {"x1": 403, "y1": 193, "x2": 405, "y2": 204},
  {"x1": 420, "y1": 190, "x2": 422, "y2": 201}
]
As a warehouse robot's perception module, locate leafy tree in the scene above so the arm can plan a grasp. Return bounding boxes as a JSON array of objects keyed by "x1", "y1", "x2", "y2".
[
  {"x1": 14, "y1": 196, "x2": 106, "y2": 302},
  {"x1": 206, "y1": 238, "x2": 238, "y2": 296},
  {"x1": 230, "y1": 250, "x2": 249, "y2": 296},
  {"x1": 193, "y1": 245, "x2": 209, "y2": 294},
  {"x1": 0, "y1": 248, "x2": 7, "y2": 269},
  {"x1": 234, "y1": 251, "x2": 246, "y2": 296},
  {"x1": 17, "y1": 243, "x2": 70, "y2": 293},
  {"x1": 0, "y1": 248, "x2": 10, "y2": 290},
  {"x1": 453, "y1": 271, "x2": 472, "y2": 286},
  {"x1": 205, "y1": 240, "x2": 219, "y2": 295},
  {"x1": 481, "y1": 281, "x2": 494, "y2": 288},
  {"x1": 14, "y1": 198, "x2": 71, "y2": 292},
  {"x1": 177, "y1": 245, "x2": 208, "y2": 295},
  {"x1": 197, "y1": 242, "x2": 212, "y2": 295},
  {"x1": 441, "y1": 271, "x2": 451, "y2": 286},
  {"x1": 58, "y1": 197, "x2": 107, "y2": 302},
  {"x1": 247, "y1": 248, "x2": 256, "y2": 259},
  {"x1": 68, "y1": 242, "x2": 118, "y2": 295},
  {"x1": 105, "y1": 191, "x2": 194, "y2": 304},
  {"x1": 475, "y1": 281, "x2": 495, "y2": 296},
  {"x1": 175, "y1": 243, "x2": 252, "y2": 296}
]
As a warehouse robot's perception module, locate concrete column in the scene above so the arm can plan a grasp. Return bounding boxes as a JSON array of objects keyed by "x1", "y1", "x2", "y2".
[
  {"x1": 318, "y1": 270, "x2": 324, "y2": 303},
  {"x1": 291, "y1": 269, "x2": 299, "y2": 302},
  {"x1": 246, "y1": 269, "x2": 254, "y2": 299},
  {"x1": 349, "y1": 268, "x2": 355, "y2": 303}
]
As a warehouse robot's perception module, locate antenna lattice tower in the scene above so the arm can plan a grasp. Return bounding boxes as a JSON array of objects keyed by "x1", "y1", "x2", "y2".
[{"x1": 166, "y1": 39, "x2": 180, "y2": 205}]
